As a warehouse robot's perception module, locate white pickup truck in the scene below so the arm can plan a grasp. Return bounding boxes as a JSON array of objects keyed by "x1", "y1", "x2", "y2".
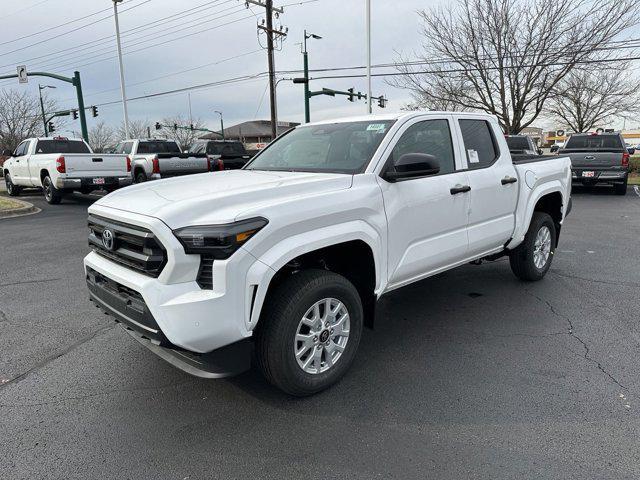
[
  {"x1": 112, "y1": 139, "x2": 213, "y2": 183},
  {"x1": 84, "y1": 112, "x2": 572, "y2": 396},
  {"x1": 3, "y1": 137, "x2": 131, "y2": 204}
]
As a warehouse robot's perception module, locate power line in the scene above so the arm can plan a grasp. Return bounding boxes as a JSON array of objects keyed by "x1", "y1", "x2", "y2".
[{"x1": 0, "y1": 0, "x2": 152, "y2": 58}]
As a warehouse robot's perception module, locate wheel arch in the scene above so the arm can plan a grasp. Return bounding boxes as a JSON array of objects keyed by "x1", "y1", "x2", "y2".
[{"x1": 245, "y1": 225, "x2": 384, "y2": 333}]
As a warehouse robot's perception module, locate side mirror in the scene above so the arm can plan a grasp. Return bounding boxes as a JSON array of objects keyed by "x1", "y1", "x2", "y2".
[
  {"x1": 384, "y1": 153, "x2": 440, "y2": 182},
  {"x1": 1, "y1": 149, "x2": 12, "y2": 157},
  {"x1": 628, "y1": 148, "x2": 635, "y2": 155}
]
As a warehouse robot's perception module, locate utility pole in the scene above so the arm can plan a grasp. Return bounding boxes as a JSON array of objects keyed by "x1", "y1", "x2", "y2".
[
  {"x1": 38, "y1": 84, "x2": 56, "y2": 136},
  {"x1": 366, "y1": 0, "x2": 372, "y2": 114},
  {"x1": 247, "y1": 0, "x2": 287, "y2": 141},
  {"x1": 112, "y1": 0, "x2": 130, "y2": 138}
]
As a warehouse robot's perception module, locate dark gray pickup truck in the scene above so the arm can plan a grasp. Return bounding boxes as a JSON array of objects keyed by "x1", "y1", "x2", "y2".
[{"x1": 559, "y1": 132, "x2": 632, "y2": 195}]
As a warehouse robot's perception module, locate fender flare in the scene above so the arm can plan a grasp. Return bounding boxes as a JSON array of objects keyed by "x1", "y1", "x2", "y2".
[
  {"x1": 242, "y1": 220, "x2": 384, "y2": 331},
  {"x1": 506, "y1": 181, "x2": 567, "y2": 250}
]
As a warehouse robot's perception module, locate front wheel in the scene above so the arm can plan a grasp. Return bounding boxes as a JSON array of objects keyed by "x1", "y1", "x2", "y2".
[
  {"x1": 42, "y1": 175, "x2": 62, "y2": 204},
  {"x1": 509, "y1": 212, "x2": 556, "y2": 281},
  {"x1": 5, "y1": 173, "x2": 21, "y2": 196},
  {"x1": 255, "y1": 269, "x2": 363, "y2": 396}
]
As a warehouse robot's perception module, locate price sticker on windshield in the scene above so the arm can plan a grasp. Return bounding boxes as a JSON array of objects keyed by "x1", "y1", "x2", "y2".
[
  {"x1": 468, "y1": 149, "x2": 480, "y2": 163},
  {"x1": 366, "y1": 123, "x2": 386, "y2": 132}
]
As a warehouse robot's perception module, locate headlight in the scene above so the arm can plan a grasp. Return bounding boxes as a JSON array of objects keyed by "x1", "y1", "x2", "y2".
[{"x1": 173, "y1": 217, "x2": 268, "y2": 259}]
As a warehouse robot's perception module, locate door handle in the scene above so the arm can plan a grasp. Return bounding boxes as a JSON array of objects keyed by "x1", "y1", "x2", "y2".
[
  {"x1": 450, "y1": 184, "x2": 471, "y2": 195},
  {"x1": 501, "y1": 176, "x2": 518, "y2": 185}
]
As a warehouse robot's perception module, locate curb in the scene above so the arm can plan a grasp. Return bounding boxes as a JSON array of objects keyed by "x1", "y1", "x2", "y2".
[{"x1": 0, "y1": 197, "x2": 40, "y2": 219}]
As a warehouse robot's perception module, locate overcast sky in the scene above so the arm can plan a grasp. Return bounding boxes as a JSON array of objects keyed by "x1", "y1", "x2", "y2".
[{"x1": 0, "y1": 0, "x2": 441, "y2": 136}]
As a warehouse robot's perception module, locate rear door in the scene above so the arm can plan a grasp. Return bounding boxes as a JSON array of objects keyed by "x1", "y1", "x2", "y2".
[
  {"x1": 378, "y1": 115, "x2": 471, "y2": 289},
  {"x1": 11, "y1": 140, "x2": 31, "y2": 184},
  {"x1": 454, "y1": 116, "x2": 518, "y2": 257}
]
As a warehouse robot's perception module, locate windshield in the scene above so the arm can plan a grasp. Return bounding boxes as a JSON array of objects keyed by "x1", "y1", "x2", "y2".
[
  {"x1": 506, "y1": 136, "x2": 531, "y2": 151},
  {"x1": 137, "y1": 141, "x2": 181, "y2": 154},
  {"x1": 245, "y1": 120, "x2": 395, "y2": 173},
  {"x1": 563, "y1": 134, "x2": 624, "y2": 152},
  {"x1": 35, "y1": 140, "x2": 90, "y2": 154}
]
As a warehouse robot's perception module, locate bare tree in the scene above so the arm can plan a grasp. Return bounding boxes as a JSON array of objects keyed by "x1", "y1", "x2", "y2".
[
  {"x1": 158, "y1": 115, "x2": 207, "y2": 150},
  {"x1": 88, "y1": 121, "x2": 116, "y2": 152},
  {"x1": 0, "y1": 89, "x2": 59, "y2": 151},
  {"x1": 545, "y1": 64, "x2": 640, "y2": 132},
  {"x1": 389, "y1": 0, "x2": 640, "y2": 133},
  {"x1": 115, "y1": 119, "x2": 152, "y2": 140}
]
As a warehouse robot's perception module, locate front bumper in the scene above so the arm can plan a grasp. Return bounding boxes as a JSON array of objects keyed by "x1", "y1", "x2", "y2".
[{"x1": 56, "y1": 176, "x2": 133, "y2": 189}]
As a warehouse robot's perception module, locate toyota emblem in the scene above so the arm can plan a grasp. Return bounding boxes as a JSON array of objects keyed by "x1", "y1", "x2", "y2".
[{"x1": 102, "y1": 228, "x2": 116, "y2": 251}]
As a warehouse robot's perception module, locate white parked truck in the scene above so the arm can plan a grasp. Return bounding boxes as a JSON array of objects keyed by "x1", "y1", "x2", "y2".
[
  {"x1": 3, "y1": 137, "x2": 132, "y2": 204},
  {"x1": 84, "y1": 112, "x2": 572, "y2": 396},
  {"x1": 112, "y1": 139, "x2": 214, "y2": 183}
]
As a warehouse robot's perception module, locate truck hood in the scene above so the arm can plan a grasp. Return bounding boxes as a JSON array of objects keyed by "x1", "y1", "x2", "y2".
[{"x1": 92, "y1": 170, "x2": 353, "y2": 228}]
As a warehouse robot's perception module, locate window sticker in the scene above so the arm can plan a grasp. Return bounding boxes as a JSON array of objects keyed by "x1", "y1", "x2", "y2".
[
  {"x1": 366, "y1": 123, "x2": 386, "y2": 132},
  {"x1": 468, "y1": 149, "x2": 479, "y2": 163}
]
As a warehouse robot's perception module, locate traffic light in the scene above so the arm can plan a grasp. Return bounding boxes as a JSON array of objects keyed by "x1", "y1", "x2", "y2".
[
  {"x1": 155, "y1": 122, "x2": 161, "y2": 130},
  {"x1": 190, "y1": 124, "x2": 194, "y2": 131},
  {"x1": 347, "y1": 88, "x2": 355, "y2": 102},
  {"x1": 91, "y1": 105, "x2": 98, "y2": 117},
  {"x1": 71, "y1": 109, "x2": 78, "y2": 120},
  {"x1": 48, "y1": 121, "x2": 55, "y2": 133},
  {"x1": 173, "y1": 123, "x2": 178, "y2": 131},
  {"x1": 377, "y1": 96, "x2": 387, "y2": 108}
]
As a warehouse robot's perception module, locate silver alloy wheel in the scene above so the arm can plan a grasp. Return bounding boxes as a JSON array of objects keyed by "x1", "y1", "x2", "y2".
[
  {"x1": 294, "y1": 297, "x2": 350, "y2": 374},
  {"x1": 5, "y1": 176, "x2": 13, "y2": 194},
  {"x1": 533, "y1": 225, "x2": 551, "y2": 269},
  {"x1": 44, "y1": 177, "x2": 52, "y2": 201}
]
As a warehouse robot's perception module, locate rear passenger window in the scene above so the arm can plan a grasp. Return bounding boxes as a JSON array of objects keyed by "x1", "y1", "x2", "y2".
[
  {"x1": 389, "y1": 119, "x2": 455, "y2": 175},
  {"x1": 459, "y1": 120, "x2": 498, "y2": 168}
]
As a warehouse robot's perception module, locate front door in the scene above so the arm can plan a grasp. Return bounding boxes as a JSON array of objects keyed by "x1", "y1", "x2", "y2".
[
  {"x1": 11, "y1": 140, "x2": 31, "y2": 184},
  {"x1": 378, "y1": 116, "x2": 471, "y2": 290}
]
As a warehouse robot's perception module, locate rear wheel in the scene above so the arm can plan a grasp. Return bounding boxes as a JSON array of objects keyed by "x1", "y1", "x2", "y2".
[
  {"x1": 5, "y1": 173, "x2": 21, "y2": 196},
  {"x1": 42, "y1": 175, "x2": 62, "y2": 204},
  {"x1": 614, "y1": 180, "x2": 627, "y2": 196},
  {"x1": 255, "y1": 269, "x2": 363, "y2": 396},
  {"x1": 135, "y1": 172, "x2": 146, "y2": 184},
  {"x1": 509, "y1": 212, "x2": 556, "y2": 281}
]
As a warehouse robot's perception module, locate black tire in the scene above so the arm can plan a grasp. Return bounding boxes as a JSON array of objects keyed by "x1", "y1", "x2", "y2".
[
  {"x1": 5, "y1": 173, "x2": 21, "y2": 196},
  {"x1": 135, "y1": 172, "x2": 147, "y2": 184},
  {"x1": 614, "y1": 180, "x2": 627, "y2": 196},
  {"x1": 509, "y1": 212, "x2": 556, "y2": 281},
  {"x1": 42, "y1": 175, "x2": 62, "y2": 204},
  {"x1": 255, "y1": 269, "x2": 364, "y2": 396}
]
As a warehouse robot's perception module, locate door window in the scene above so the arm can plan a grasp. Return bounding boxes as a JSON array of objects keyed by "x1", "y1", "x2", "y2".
[
  {"x1": 459, "y1": 120, "x2": 499, "y2": 168},
  {"x1": 122, "y1": 142, "x2": 134, "y2": 154},
  {"x1": 388, "y1": 119, "x2": 455, "y2": 175},
  {"x1": 14, "y1": 140, "x2": 29, "y2": 156}
]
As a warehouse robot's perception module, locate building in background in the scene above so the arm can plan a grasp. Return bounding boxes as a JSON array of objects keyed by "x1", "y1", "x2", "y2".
[{"x1": 201, "y1": 120, "x2": 299, "y2": 154}]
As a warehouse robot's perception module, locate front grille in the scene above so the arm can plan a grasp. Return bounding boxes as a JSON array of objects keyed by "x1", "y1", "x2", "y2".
[
  {"x1": 88, "y1": 214, "x2": 167, "y2": 277},
  {"x1": 197, "y1": 255, "x2": 214, "y2": 290}
]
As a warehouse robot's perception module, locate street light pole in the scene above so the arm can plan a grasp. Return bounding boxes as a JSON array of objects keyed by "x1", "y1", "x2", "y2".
[
  {"x1": 38, "y1": 84, "x2": 56, "y2": 137},
  {"x1": 215, "y1": 110, "x2": 224, "y2": 140},
  {"x1": 112, "y1": 0, "x2": 130, "y2": 138},
  {"x1": 366, "y1": 0, "x2": 372, "y2": 114},
  {"x1": 302, "y1": 30, "x2": 322, "y2": 123}
]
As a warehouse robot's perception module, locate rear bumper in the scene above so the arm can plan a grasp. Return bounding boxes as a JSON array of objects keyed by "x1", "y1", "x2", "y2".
[
  {"x1": 571, "y1": 168, "x2": 628, "y2": 183},
  {"x1": 56, "y1": 176, "x2": 133, "y2": 189}
]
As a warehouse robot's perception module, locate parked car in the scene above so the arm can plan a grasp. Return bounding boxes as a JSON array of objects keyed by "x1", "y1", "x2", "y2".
[
  {"x1": 505, "y1": 134, "x2": 542, "y2": 156},
  {"x1": 112, "y1": 139, "x2": 214, "y2": 183},
  {"x1": 3, "y1": 137, "x2": 131, "y2": 204},
  {"x1": 558, "y1": 132, "x2": 631, "y2": 195},
  {"x1": 550, "y1": 142, "x2": 565, "y2": 153},
  {"x1": 84, "y1": 112, "x2": 572, "y2": 396},
  {"x1": 188, "y1": 140, "x2": 252, "y2": 170}
]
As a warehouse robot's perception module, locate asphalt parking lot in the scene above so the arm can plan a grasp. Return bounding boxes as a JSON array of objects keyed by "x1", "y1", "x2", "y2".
[{"x1": 1, "y1": 186, "x2": 639, "y2": 479}]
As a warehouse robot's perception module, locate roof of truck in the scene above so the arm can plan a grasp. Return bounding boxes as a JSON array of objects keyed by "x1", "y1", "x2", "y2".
[{"x1": 305, "y1": 111, "x2": 497, "y2": 126}]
